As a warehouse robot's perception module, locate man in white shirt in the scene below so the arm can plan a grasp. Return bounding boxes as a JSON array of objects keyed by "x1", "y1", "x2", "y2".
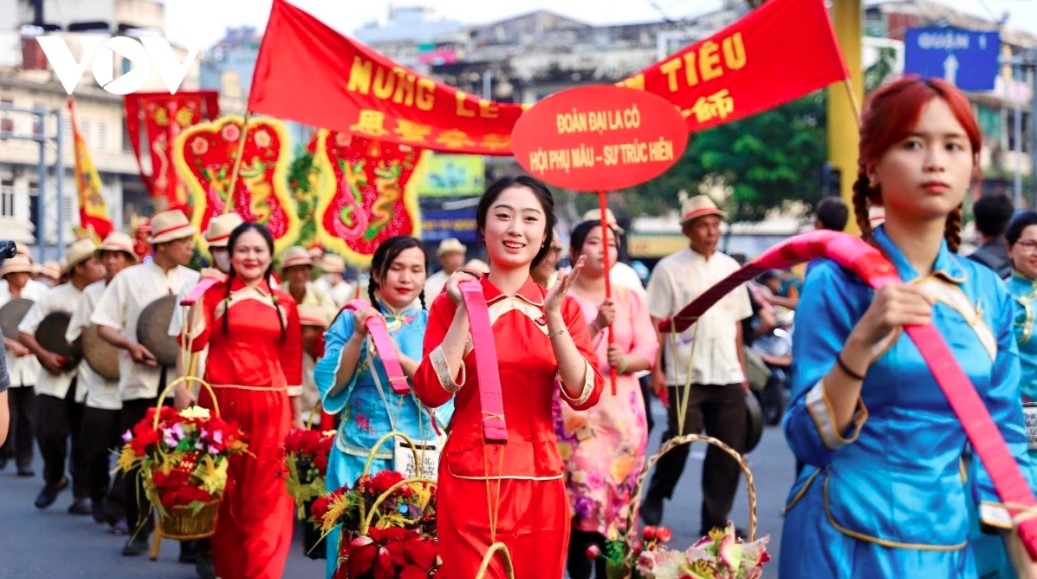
[
  {"x1": 640, "y1": 195, "x2": 753, "y2": 535},
  {"x1": 66, "y1": 232, "x2": 137, "y2": 530},
  {"x1": 424, "y1": 238, "x2": 465, "y2": 299},
  {"x1": 313, "y1": 253, "x2": 355, "y2": 308},
  {"x1": 280, "y1": 246, "x2": 337, "y2": 326},
  {"x1": 18, "y1": 239, "x2": 104, "y2": 513},
  {"x1": 92, "y1": 209, "x2": 200, "y2": 557},
  {"x1": 0, "y1": 254, "x2": 48, "y2": 477}
]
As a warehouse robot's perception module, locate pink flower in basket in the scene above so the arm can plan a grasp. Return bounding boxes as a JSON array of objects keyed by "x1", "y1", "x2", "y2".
[{"x1": 632, "y1": 523, "x2": 770, "y2": 579}]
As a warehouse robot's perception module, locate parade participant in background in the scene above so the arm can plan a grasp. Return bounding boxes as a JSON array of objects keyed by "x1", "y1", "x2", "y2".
[
  {"x1": 18, "y1": 240, "x2": 104, "y2": 513},
  {"x1": 314, "y1": 253, "x2": 355, "y2": 308},
  {"x1": 280, "y1": 246, "x2": 337, "y2": 322},
  {"x1": 556, "y1": 219, "x2": 657, "y2": 579},
  {"x1": 781, "y1": 77, "x2": 1037, "y2": 577},
  {"x1": 640, "y1": 195, "x2": 753, "y2": 534},
  {"x1": 968, "y1": 192, "x2": 1015, "y2": 279},
  {"x1": 65, "y1": 232, "x2": 137, "y2": 531},
  {"x1": 582, "y1": 208, "x2": 645, "y2": 296},
  {"x1": 178, "y1": 222, "x2": 302, "y2": 579},
  {"x1": 0, "y1": 255, "x2": 46, "y2": 477},
  {"x1": 415, "y1": 176, "x2": 604, "y2": 579},
  {"x1": 33, "y1": 261, "x2": 62, "y2": 287},
  {"x1": 424, "y1": 237, "x2": 466, "y2": 298},
  {"x1": 314, "y1": 235, "x2": 451, "y2": 577},
  {"x1": 91, "y1": 209, "x2": 200, "y2": 557},
  {"x1": 973, "y1": 210, "x2": 1037, "y2": 578},
  {"x1": 531, "y1": 230, "x2": 565, "y2": 288},
  {"x1": 297, "y1": 304, "x2": 329, "y2": 430}
]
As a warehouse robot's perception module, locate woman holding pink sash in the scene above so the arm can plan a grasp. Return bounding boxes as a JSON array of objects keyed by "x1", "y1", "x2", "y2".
[
  {"x1": 314, "y1": 235, "x2": 453, "y2": 578},
  {"x1": 414, "y1": 176, "x2": 605, "y2": 579},
  {"x1": 780, "y1": 78, "x2": 1036, "y2": 576}
]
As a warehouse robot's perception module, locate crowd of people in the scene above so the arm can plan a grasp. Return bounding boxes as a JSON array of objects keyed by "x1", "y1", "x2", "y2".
[{"x1": 0, "y1": 76, "x2": 1035, "y2": 579}]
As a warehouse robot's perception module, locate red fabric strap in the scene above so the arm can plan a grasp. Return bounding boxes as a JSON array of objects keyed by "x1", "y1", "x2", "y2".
[
  {"x1": 660, "y1": 229, "x2": 1037, "y2": 558},
  {"x1": 459, "y1": 280, "x2": 508, "y2": 444}
]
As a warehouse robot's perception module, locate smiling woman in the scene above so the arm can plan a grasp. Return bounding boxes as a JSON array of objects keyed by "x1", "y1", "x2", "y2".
[{"x1": 413, "y1": 175, "x2": 605, "y2": 579}]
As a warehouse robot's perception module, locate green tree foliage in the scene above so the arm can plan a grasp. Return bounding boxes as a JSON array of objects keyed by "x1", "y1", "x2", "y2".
[{"x1": 624, "y1": 92, "x2": 828, "y2": 222}]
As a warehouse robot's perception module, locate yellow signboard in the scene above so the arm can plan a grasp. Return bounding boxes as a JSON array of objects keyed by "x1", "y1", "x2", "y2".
[
  {"x1": 627, "y1": 233, "x2": 687, "y2": 259},
  {"x1": 416, "y1": 154, "x2": 485, "y2": 197}
]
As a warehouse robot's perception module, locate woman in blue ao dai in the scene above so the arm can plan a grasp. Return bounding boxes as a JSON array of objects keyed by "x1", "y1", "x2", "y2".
[
  {"x1": 313, "y1": 236, "x2": 454, "y2": 578},
  {"x1": 780, "y1": 77, "x2": 1036, "y2": 578}
]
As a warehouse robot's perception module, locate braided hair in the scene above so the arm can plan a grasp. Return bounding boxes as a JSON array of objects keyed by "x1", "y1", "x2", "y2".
[
  {"x1": 222, "y1": 222, "x2": 287, "y2": 342},
  {"x1": 368, "y1": 235, "x2": 429, "y2": 313},
  {"x1": 853, "y1": 77, "x2": 979, "y2": 253}
]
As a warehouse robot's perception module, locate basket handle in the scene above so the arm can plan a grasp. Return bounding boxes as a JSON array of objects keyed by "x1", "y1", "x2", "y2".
[
  {"x1": 358, "y1": 476, "x2": 436, "y2": 535},
  {"x1": 625, "y1": 433, "x2": 757, "y2": 559},
  {"x1": 474, "y1": 541, "x2": 515, "y2": 579},
  {"x1": 361, "y1": 430, "x2": 422, "y2": 476},
  {"x1": 153, "y1": 375, "x2": 221, "y2": 430}
]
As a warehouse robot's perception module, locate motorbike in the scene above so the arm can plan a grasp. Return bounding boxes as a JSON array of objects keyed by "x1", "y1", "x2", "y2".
[{"x1": 749, "y1": 325, "x2": 793, "y2": 427}]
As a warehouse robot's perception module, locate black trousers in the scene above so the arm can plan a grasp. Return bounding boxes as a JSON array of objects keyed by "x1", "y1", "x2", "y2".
[
  {"x1": 82, "y1": 406, "x2": 121, "y2": 506},
  {"x1": 1, "y1": 386, "x2": 37, "y2": 468},
  {"x1": 567, "y1": 529, "x2": 607, "y2": 579},
  {"x1": 115, "y1": 396, "x2": 159, "y2": 536},
  {"x1": 36, "y1": 380, "x2": 88, "y2": 497},
  {"x1": 646, "y1": 383, "x2": 747, "y2": 534}
]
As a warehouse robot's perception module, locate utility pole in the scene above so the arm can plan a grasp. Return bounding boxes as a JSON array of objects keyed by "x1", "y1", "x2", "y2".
[{"x1": 827, "y1": 0, "x2": 862, "y2": 234}]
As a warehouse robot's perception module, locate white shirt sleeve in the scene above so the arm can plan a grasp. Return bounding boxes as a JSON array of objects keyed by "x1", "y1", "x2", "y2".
[
  {"x1": 17, "y1": 292, "x2": 47, "y2": 335},
  {"x1": 65, "y1": 288, "x2": 91, "y2": 342},
  {"x1": 90, "y1": 274, "x2": 126, "y2": 331}
]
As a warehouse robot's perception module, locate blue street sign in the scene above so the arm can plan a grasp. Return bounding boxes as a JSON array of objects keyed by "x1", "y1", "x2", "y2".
[{"x1": 904, "y1": 27, "x2": 1000, "y2": 91}]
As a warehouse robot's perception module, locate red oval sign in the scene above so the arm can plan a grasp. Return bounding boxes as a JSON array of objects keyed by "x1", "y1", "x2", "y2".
[{"x1": 510, "y1": 85, "x2": 688, "y2": 191}]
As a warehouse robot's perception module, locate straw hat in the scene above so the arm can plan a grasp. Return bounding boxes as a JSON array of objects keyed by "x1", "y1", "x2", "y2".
[
  {"x1": 464, "y1": 259, "x2": 490, "y2": 274},
  {"x1": 96, "y1": 232, "x2": 139, "y2": 262},
  {"x1": 15, "y1": 242, "x2": 30, "y2": 257},
  {"x1": 146, "y1": 209, "x2": 197, "y2": 244},
  {"x1": 679, "y1": 195, "x2": 726, "y2": 224},
  {"x1": 204, "y1": 213, "x2": 244, "y2": 248},
  {"x1": 298, "y1": 304, "x2": 329, "y2": 328},
  {"x1": 320, "y1": 253, "x2": 346, "y2": 274},
  {"x1": 34, "y1": 261, "x2": 61, "y2": 280},
  {"x1": 437, "y1": 238, "x2": 466, "y2": 257},
  {"x1": 582, "y1": 208, "x2": 624, "y2": 234},
  {"x1": 64, "y1": 239, "x2": 99, "y2": 272},
  {"x1": 307, "y1": 247, "x2": 324, "y2": 260},
  {"x1": 0, "y1": 254, "x2": 33, "y2": 278},
  {"x1": 280, "y1": 246, "x2": 313, "y2": 271}
]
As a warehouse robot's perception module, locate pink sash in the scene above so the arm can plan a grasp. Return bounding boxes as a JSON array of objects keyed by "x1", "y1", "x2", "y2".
[
  {"x1": 180, "y1": 278, "x2": 219, "y2": 307},
  {"x1": 659, "y1": 230, "x2": 1037, "y2": 557},
  {"x1": 345, "y1": 299, "x2": 409, "y2": 394},
  {"x1": 459, "y1": 279, "x2": 508, "y2": 444}
]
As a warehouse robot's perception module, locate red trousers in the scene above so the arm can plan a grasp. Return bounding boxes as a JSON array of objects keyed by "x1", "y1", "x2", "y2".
[
  {"x1": 437, "y1": 470, "x2": 571, "y2": 579},
  {"x1": 202, "y1": 386, "x2": 294, "y2": 579}
]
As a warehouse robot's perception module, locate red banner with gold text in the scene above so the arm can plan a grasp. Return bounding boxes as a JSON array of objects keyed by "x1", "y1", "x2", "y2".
[
  {"x1": 249, "y1": 0, "x2": 845, "y2": 155},
  {"x1": 125, "y1": 91, "x2": 220, "y2": 210}
]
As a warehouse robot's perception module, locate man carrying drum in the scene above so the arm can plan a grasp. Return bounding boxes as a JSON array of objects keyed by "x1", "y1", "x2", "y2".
[
  {"x1": 18, "y1": 239, "x2": 103, "y2": 513},
  {"x1": 66, "y1": 232, "x2": 138, "y2": 531},
  {"x1": 91, "y1": 209, "x2": 200, "y2": 558},
  {"x1": 0, "y1": 254, "x2": 48, "y2": 477}
]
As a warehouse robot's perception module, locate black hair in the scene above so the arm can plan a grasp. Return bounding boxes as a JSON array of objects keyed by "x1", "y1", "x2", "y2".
[
  {"x1": 476, "y1": 175, "x2": 557, "y2": 269},
  {"x1": 1005, "y1": 210, "x2": 1037, "y2": 246},
  {"x1": 973, "y1": 193, "x2": 1015, "y2": 239},
  {"x1": 568, "y1": 219, "x2": 620, "y2": 263},
  {"x1": 367, "y1": 235, "x2": 428, "y2": 312},
  {"x1": 222, "y1": 222, "x2": 286, "y2": 342},
  {"x1": 815, "y1": 196, "x2": 849, "y2": 231}
]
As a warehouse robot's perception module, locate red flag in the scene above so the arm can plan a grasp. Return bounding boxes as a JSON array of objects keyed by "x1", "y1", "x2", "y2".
[
  {"x1": 69, "y1": 97, "x2": 114, "y2": 241},
  {"x1": 249, "y1": 0, "x2": 847, "y2": 153},
  {"x1": 249, "y1": 0, "x2": 521, "y2": 156}
]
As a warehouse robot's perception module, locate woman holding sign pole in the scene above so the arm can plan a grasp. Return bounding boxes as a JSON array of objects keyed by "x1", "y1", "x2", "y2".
[
  {"x1": 414, "y1": 176, "x2": 605, "y2": 579},
  {"x1": 314, "y1": 235, "x2": 453, "y2": 578},
  {"x1": 780, "y1": 78, "x2": 1037, "y2": 577}
]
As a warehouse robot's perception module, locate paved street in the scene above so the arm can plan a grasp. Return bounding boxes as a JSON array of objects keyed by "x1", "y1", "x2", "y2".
[{"x1": 0, "y1": 399, "x2": 793, "y2": 578}]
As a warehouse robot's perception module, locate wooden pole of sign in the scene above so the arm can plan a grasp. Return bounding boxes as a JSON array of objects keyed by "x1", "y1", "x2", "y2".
[
  {"x1": 598, "y1": 190, "x2": 618, "y2": 396},
  {"x1": 223, "y1": 110, "x2": 253, "y2": 215}
]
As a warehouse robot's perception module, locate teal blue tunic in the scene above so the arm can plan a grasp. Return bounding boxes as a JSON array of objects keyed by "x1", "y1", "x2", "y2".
[{"x1": 780, "y1": 226, "x2": 1032, "y2": 578}]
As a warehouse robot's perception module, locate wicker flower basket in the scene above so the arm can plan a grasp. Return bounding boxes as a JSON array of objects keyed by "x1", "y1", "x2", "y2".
[{"x1": 159, "y1": 500, "x2": 221, "y2": 540}]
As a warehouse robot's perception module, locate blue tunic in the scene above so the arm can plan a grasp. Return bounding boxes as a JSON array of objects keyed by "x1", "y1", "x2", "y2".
[
  {"x1": 780, "y1": 226, "x2": 1032, "y2": 578},
  {"x1": 313, "y1": 302, "x2": 454, "y2": 578},
  {"x1": 972, "y1": 272, "x2": 1037, "y2": 578}
]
